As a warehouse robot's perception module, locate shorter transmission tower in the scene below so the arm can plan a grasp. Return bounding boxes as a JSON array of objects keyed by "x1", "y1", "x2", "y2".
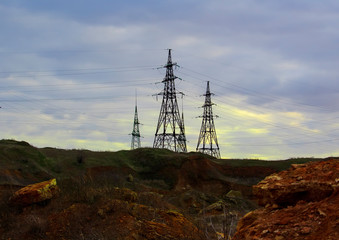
[
  {"x1": 196, "y1": 81, "x2": 221, "y2": 158},
  {"x1": 130, "y1": 92, "x2": 141, "y2": 150}
]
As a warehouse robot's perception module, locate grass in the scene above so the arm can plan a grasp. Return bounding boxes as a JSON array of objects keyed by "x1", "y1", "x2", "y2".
[
  {"x1": 40, "y1": 146, "x2": 187, "y2": 175},
  {"x1": 0, "y1": 139, "x2": 329, "y2": 186},
  {"x1": 0, "y1": 139, "x2": 195, "y2": 191},
  {"x1": 0, "y1": 140, "x2": 52, "y2": 185}
]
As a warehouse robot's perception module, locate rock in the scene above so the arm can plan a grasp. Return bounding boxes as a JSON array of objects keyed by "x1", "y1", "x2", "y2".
[
  {"x1": 140, "y1": 209, "x2": 203, "y2": 240},
  {"x1": 291, "y1": 163, "x2": 307, "y2": 169},
  {"x1": 253, "y1": 159, "x2": 339, "y2": 207},
  {"x1": 300, "y1": 226, "x2": 312, "y2": 235},
  {"x1": 226, "y1": 190, "x2": 243, "y2": 198},
  {"x1": 232, "y1": 159, "x2": 339, "y2": 240},
  {"x1": 233, "y1": 190, "x2": 339, "y2": 240},
  {"x1": 112, "y1": 187, "x2": 138, "y2": 202},
  {"x1": 126, "y1": 174, "x2": 134, "y2": 182},
  {"x1": 201, "y1": 200, "x2": 224, "y2": 214},
  {"x1": 9, "y1": 178, "x2": 59, "y2": 206},
  {"x1": 318, "y1": 208, "x2": 326, "y2": 217}
]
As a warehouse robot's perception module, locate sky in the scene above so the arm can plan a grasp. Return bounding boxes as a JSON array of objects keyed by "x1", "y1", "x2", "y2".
[{"x1": 0, "y1": 0, "x2": 339, "y2": 159}]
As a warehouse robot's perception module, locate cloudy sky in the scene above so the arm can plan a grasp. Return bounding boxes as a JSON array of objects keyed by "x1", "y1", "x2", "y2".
[{"x1": 1, "y1": 0, "x2": 339, "y2": 159}]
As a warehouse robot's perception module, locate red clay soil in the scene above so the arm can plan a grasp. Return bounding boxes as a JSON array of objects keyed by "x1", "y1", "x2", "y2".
[
  {"x1": 46, "y1": 194, "x2": 205, "y2": 240},
  {"x1": 86, "y1": 166, "x2": 135, "y2": 178},
  {"x1": 232, "y1": 159, "x2": 339, "y2": 240},
  {"x1": 173, "y1": 156, "x2": 276, "y2": 198},
  {"x1": 0, "y1": 169, "x2": 51, "y2": 186},
  {"x1": 1, "y1": 186, "x2": 206, "y2": 240},
  {"x1": 85, "y1": 156, "x2": 277, "y2": 199}
]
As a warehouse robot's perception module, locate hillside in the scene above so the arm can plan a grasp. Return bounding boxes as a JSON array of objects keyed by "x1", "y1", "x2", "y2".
[
  {"x1": 0, "y1": 139, "x2": 322, "y2": 188},
  {"x1": 0, "y1": 139, "x2": 329, "y2": 239}
]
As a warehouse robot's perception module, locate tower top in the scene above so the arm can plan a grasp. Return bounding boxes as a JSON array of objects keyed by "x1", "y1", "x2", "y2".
[
  {"x1": 130, "y1": 90, "x2": 141, "y2": 150},
  {"x1": 163, "y1": 48, "x2": 177, "y2": 70}
]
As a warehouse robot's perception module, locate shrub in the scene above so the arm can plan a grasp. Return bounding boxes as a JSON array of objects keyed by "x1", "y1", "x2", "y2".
[{"x1": 77, "y1": 152, "x2": 85, "y2": 164}]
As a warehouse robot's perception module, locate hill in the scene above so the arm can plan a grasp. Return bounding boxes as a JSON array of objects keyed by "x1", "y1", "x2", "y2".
[
  {"x1": 0, "y1": 139, "x2": 322, "y2": 188},
  {"x1": 0, "y1": 139, "x2": 330, "y2": 239}
]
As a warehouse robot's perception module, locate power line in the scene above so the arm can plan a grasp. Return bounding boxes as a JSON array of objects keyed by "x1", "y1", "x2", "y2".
[
  {"x1": 0, "y1": 78, "x2": 158, "y2": 90},
  {"x1": 179, "y1": 67, "x2": 337, "y2": 112},
  {"x1": 180, "y1": 72, "x2": 339, "y2": 127},
  {"x1": 0, "y1": 65, "x2": 159, "y2": 74},
  {"x1": 0, "y1": 81, "x2": 155, "y2": 93},
  {"x1": 0, "y1": 66, "x2": 159, "y2": 79},
  {"x1": 181, "y1": 84, "x2": 339, "y2": 150},
  {"x1": 0, "y1": 48, "x2": 165, "y2": 55},
  {"x1": 226, "y1": 137, "x2": 339, "y2": 147}
]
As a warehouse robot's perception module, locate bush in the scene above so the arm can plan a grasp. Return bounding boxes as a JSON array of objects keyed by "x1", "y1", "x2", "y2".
[{"x1": 77, "y1": 152, "x2": 85, "y2": 164}]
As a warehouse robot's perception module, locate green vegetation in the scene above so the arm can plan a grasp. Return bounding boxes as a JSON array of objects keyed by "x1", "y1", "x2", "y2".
[
  {"x1": 40, "y1": 147, "x2": 187, "y2": 176},
  {"x1": 0, "y1": 140, "x2": 191, "y2": 188},
  {"x1": 0, "y1": 139, "x2": 328, "y2": 187},
  {"x1": 0, "y1": 140, "x2": 52, "y2": 185},
  {"x1": 0, "y1": 140, "x2": 46, "y2": 168}
]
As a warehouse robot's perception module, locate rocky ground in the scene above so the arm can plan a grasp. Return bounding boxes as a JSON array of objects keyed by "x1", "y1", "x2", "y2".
[
  {"x1": 232, "y1": 159, "x2": 339, "y2": 240},
  {"x1": 0, "y1": 179, "x2": 205, "y2": 239},
  {"x1": 1, "y1": 140, "x2": 336, "y2": 239},
  {"x1": 0, "y1": 170, "x2": 256, "y2": 240}
]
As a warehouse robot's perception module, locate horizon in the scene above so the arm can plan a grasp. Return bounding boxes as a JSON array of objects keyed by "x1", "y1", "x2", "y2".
[{"x1": 1, "y1": 138, "x2": 332, "y2": 161}]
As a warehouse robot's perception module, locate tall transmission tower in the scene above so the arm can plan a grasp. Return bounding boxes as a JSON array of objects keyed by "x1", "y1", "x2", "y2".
[
  {"x1": 130, "y1": 92, "x2": 141, "y2": 150},
  {"x1": 153, "y1": 49, "x2": 187, "y2": 152},
  {"x1": 196, "y1": 81, "x2": 221, "y2": 158}
]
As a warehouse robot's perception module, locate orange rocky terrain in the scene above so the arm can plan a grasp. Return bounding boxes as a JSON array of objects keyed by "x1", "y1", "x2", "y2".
[
  {"x1": 0, "y1": 152, "x2": 271, "y2": 239},
  {"x1": 1, "y1": 180, "x2": 206, "y2": 239},
  {"x1": 1, "y1": 140, "x2": 336, "y2": 239},
  {"x1": 232, "y1": 159, "x2": 339, "y2": 240}
]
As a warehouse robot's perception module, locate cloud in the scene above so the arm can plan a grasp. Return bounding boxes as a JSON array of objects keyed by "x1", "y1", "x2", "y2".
[{"x1": 0, "y1": 1, "x2": 338, "y2": 159}]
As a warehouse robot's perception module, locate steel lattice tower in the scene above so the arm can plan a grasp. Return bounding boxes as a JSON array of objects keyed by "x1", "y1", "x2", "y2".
[
  {"x1": 130, "y1": 93, "x2": 141, "y2": 150},
  {"x1": 153, "y1": 49, "x2": 187, "y2": 152},
  {"x1": 196, "y1": 81, "x2": 221, "y2": 158}
]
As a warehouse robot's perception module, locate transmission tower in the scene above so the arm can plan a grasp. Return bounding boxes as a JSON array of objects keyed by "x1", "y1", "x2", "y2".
[
  {"x1": 130, "y1": 92, "x2": 141, "y2": 150},
  {"x1": 196, "y1": 81, "x2": 221, "y2": 158},
  {"x1": 153, "y1": 49, "x2": 187, "y2": 152}
]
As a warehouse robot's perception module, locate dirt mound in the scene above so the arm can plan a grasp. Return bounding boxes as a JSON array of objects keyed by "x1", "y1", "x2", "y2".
[
  {"x1": 86, "y1": 166, "x2": 135, "y2": 187},
  {"x1": 174, "y1": 156, "x2": 277, "y2": 198},
  {"x1": 232, "y1": 159, "x2": 339, "y2": 240},
  {"x1": 48, "y1": 199, "x2": 204, "y2": 240},
  {"x1": 1, "y1": 186, "x2": 205, "y2": 240}
]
